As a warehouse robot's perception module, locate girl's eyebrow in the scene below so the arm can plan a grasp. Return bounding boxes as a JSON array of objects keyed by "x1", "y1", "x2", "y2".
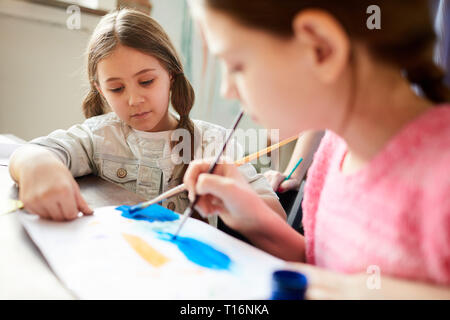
[{"x1": 105, "y1": 68, "x2": 156, "y2": 82}]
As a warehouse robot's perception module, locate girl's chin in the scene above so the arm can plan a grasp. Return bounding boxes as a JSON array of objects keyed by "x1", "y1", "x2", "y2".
[
  {"x1": 279, "y1": 130, "x2": 299, "y2": 140},
  {"x1": 258, "y1": 119, "x2": 299, "y2": 140},
  {"x1": 269, "y1": 126, "x2": 304, "y2": 141},
  {"x1": 128, "y1": 120, "x2": 157, "y2": 132}
]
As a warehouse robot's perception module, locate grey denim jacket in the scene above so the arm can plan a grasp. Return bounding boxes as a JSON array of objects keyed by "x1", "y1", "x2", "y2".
[{"x1": 29, "y1": 112, "x2": 278, "y2": 226}]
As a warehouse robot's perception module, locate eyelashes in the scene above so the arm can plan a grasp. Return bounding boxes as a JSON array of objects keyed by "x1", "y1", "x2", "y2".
[
  {"x1": 110, "y1": 87, "x2": 124, "y2": 93},
  {"x1": 140, "y1": 79, "x2": 154, "y2": 86},
  {"x1": 108, "y1": 79, "x2": 154, "y2": 93}
]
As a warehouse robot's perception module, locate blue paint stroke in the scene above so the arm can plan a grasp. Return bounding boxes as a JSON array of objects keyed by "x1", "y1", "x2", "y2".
[
  {"x1": 156, "y1": 232, "x2": 232, "y2": 271},
  {"x1": 116, "y1": 204, "x2": 180, "y2": 222}
]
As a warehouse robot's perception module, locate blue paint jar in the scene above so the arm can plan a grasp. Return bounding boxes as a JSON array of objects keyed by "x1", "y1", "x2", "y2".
[{"x1": 270, "y1": 270, "x2": 308, "y2": 300}]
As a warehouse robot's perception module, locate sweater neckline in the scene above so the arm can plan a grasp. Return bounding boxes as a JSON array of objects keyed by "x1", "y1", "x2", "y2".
[{"x1": 334, "y1": 105, "x2": 449, "y2": 182}]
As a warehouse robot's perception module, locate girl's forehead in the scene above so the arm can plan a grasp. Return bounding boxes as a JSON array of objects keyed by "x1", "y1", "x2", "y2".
[
  {"x1": 100, "y1": 45, "x2": 161, "y2": 66},
  {"x1": 97, "y1": 45, "x2": 167, "y2": 79},
  {"x1": 193, "y1": 6, "x2": 235, "y2": 55},
  {"x1": 192, "y1": 5, "x2": 272, "y2": 59}
]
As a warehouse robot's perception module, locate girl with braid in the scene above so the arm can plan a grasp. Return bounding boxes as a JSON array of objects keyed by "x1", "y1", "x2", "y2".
[
  {"x1": 9, "y1": 9, "x2": 283, "y2": 225},
  {"x1": 184, "y1": 0, "x2": 450, "y2": 298}
]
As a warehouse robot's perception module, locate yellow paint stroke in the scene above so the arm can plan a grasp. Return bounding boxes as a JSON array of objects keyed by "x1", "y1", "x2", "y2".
[
  {"x1": 122, "y1": 233, "x2": 169, "y2": 267},
  {"x1": 0, "y1": 199, "x2": 24, "y2": 216}
]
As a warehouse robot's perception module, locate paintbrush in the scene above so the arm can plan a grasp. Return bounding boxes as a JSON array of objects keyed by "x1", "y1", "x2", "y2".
[
  {"x1": 126, "y1": 134, "x2": 299, "y2": 213},
  {"x1": 276, "y1": 157, "x2": 303, "y2": 193},
  {"x1": 172, "y1": 110, "x2": 244, "y2": 239},
  {"x1": 284, "y1": 157, "x2": 303, "y2": 180},
  {"x1": 0, "y1": 199, "x2": 24, "y2": 217},
  {"x1": 234, "y1": 134, "x2": 298, "y2": 165}
]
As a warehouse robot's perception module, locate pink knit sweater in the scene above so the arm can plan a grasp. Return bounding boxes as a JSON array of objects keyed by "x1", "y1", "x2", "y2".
[{"x1": 302, "y1": 106, "x2": 450, "y2": 285}]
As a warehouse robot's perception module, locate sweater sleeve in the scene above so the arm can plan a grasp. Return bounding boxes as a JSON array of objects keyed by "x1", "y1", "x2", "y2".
[
  {"x1": 302, "y1": 131, "x2": 338, "y2": 264},
  {"x1": 421, "y1": 158, "x2": 450, "y2": 285},
  {"x1": 28, "y1": 120, "x2": 97, "y2": 178}
]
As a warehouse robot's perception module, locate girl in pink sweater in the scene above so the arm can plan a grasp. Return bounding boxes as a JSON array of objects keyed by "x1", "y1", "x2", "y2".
[{"x1": 184, "y1": 0, "x2": 450, "y2": 298}]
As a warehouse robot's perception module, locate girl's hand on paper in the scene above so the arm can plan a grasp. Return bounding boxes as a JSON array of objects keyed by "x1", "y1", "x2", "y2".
[
  {"x1": 19, "y1": 157, "x2": 93, "y2": 221},
  {"x1": 263, "y1": 170, "x2": 301, "y2": 193},
  {"x1": 183, "y1": 158, "x2": 267, "y2": 232}
]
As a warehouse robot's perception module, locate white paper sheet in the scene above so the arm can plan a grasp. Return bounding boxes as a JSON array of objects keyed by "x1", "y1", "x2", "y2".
[
  {"x1": 18, "y1": 206, "x2": 285, "y2": 299},
  {"x1": 0, "y1": 142, "x2": 23, "y2": 166}
]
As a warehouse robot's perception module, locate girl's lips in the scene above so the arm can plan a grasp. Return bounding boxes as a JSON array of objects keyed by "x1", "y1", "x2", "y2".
[{"x1": 131, "y1": 111, "x2": 151, "y2": 119}]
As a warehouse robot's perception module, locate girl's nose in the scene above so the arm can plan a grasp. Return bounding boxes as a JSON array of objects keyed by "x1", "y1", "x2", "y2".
[
  {"x1": 220, "y1": 67, "x2": 240, "y2": 100},
  {"x1": 128, "y1": 90, "x2": 145, "y2": 107}
]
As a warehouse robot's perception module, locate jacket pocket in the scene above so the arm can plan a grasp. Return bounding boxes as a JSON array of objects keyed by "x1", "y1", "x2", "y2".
[
  {"x1": 162, "y1": 191, "x2": 189, "y2": 214},
  {"x1": 137, "y1": 165, "x2": 163, "y2": 189},
  {"x1": 101, "y1": 159, "x2": 138, "y2": 184}
]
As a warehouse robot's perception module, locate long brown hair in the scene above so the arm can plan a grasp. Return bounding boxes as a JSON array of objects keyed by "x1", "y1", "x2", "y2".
[
  {"x1": 204, "y1": 0, "x2": 450, "y2": 103},
  {"x1": 82, "y1": 8, "x2": 195, "y2": 153}
]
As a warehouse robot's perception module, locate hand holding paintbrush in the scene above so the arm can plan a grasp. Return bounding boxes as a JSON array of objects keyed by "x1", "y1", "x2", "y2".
[{"x1": 172, "y1": 110, "x2": 244, "y2": 238}]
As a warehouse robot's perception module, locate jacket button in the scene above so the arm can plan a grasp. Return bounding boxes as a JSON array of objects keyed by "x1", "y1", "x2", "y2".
[
  {"x1": 116, "y1": 168, "x2": 127, "y2": 178},
  {"x1": 167, "y1": 201, "x2": 176, "y2": 211}
]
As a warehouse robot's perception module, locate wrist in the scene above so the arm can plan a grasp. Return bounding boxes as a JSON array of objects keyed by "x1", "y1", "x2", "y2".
[
  {"x1": 18, "y1": 149, "x2": 66, "y2": 184},
  {"x1": 282, "y1": 170, "x2": 301, "y2": 181},
  {"x1": 236, "y1": 195, "x2": 278, "y2": 236}
]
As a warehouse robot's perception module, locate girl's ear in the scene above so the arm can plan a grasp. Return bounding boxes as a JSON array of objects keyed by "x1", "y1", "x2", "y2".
[
  {"x1": 94, "y1": 82, "x2": 104, "y2": 97},
  {"x1": 292, "y1": 9, "x2": 350, "y2": 84},
  {"x1": 169, "y1": 73, "x2": 176, "y2": 90}
]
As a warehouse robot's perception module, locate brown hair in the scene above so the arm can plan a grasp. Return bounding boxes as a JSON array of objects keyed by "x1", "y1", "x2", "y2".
[
  {"x1": 82, "y1": 8, "x2": 195, "y2": 154},
  {"x1": 204, "y1": 0, "x2": 450, "y2": 103}
]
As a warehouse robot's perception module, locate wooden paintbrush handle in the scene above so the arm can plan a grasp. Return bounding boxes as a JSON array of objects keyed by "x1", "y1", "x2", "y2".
[{"x1": 234, "y1": 135, "x2": 298, "y2": 165}]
